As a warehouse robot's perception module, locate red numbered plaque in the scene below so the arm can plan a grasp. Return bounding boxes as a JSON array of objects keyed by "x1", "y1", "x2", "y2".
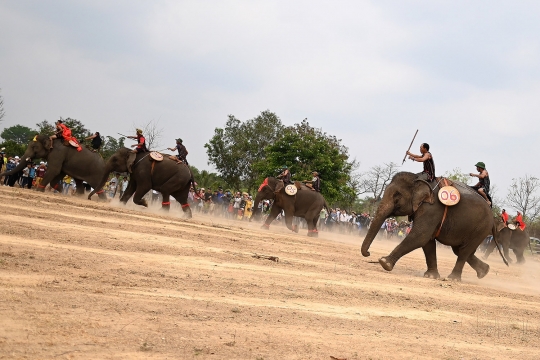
[{"x1": 438, "y1": 186, "x2": 460, "y2": 206}]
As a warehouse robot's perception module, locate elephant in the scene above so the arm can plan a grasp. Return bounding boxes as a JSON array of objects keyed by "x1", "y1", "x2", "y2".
[
  {"x1": 251, "y1": 177, "x2": 329, "y2": 237},
  {"x1": 484, "y1": 218, "x2": 531, "y2": 264},
  {"x1": 0, "y1": 135, "x2": 107, "y2": 200},
  {"x1": 90, "y1": 148, "x2": 195, "y2": 218},
  {"x1": 360, "y1": 172, "x2": 506, "y2": 281}
]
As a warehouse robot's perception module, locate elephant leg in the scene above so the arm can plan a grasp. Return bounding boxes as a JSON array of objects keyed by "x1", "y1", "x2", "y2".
[
  {"x1": 284, "y1": 214, "x2": 297, "y2": 233},
  {"x1": 378, "y1": 221, "x2": 437, "y2": 272},
  {"x1": 132, "y1": 186, "x2": 150, "y2": 207},
  {"x1": 513, "y1": 249, "x2": 526, "y2": 264},
  {"x1": 422, "y1": 240, "x2": 440, "y2": 279},
  {"x1": 120, "y1": 180, "x2": 137, "y2": 204},
  {"x1": 161, "y1": 193, "x2": 171, "y2": 211},
  {"x1": 262, "y1": 206, "x2": 281, "y2": 229},
  {"x1": 447, "y1": 245, "x2": 470, "y2": 281},
  {"x1": 305, "y1": 209, "x2": 319, "y2": 237},
  {"x1": 482, "y1": 238, "x2": 497, "y2": 260},
  {"x1": 466, "y1": 254, "x2": 490, "y2": 279},
  {"x1": 502, "y1": 243, "x2": 513, "y2": 263},
  {"x1": 172, "y1": 186, "x2": 193, "y2": 219}
]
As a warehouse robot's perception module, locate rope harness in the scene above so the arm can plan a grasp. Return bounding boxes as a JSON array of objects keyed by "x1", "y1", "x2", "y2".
[{"x1": 433, "y1": 178, "x2": 450, "y2": 239}]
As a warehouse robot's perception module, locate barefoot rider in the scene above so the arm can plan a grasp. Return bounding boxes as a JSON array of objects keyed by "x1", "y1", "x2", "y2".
[
  {"x1": 167, "y1": 138, "x2": 188, "y2": 165},
  {"x1": 470, "y1": 162, "x2": 491, "y2": 206},
  {"x1": 406, "y1": 143, "x2": 435, "y2": 181}
]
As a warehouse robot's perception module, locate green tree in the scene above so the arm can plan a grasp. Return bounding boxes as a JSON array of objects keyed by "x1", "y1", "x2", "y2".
[
  {"x1": 255, "y1": 119, "x2": 355, "y2": 204},
  {"x1": 35, "y1": 120, "x2": 56, "y2": 136},
  {"x1": 101, "y1": 136, "x2": 125, "y2": 160},
  {"x1": 443, "y1": 167, "x2": 471, "y2": 185},
  {"x1": 205, "y1": 110, "x2": 284, "y2": 192},
  {"x1": 63, "y1": 117, "x2": 92, "y2": 140},
  {"x1": 0, "y1": 140, "x2": 26, "y2": 157},
  {"x1": 190, "y1": 166, "x2": 224, "y2": 189},
  {"x1": 0, "y1": 125, "x2": 36, "y2": 144}
]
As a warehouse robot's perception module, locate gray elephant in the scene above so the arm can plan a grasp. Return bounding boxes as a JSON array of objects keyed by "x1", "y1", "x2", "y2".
[
  {"x1": 361, "y1": 172, "x2": 506, "y2": 281},
  {"x1": 0, "y1": 135, "x2": 107, "y2": 200},
  {"x1": 90, "y1": 148, "x2": 195, "y2": 218},
  {"x1": 251, "y1": 177, "x2": 329, "y2": 237},
  {"x1": 484, "y1": 218, "x2": 531, "y2": 264}
]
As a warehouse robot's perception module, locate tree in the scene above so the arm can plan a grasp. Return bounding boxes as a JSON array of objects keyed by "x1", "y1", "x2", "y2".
[
  {"x1": 358, "y1": 162, "x2": 400, "y2": 201},
  {"x1": 190, "y1": 166, "x2": 224, "y2": 190},
  {"x1": 135, "y1": 119, "x2": 163, "y2": 150},
  {"x1": 0, "y1": 140, "x2": 26, "y2": 157},
  {"x1": 205, "y1": 111, "x2": 284, "y2": 192},
  {"x1": 0, "y1": 125, "x2": 36, "y2": 144},
  {"x1": 36, "y1": 120, "x2": 56, "y2": 136},
  {"x1": 101, "y1": 136, "x2": 125, "y2": 160},
  {"x1": 256, "y1": 119, "x2": 355, "y2": 204},
  {"x1": 0, "y1": 88, "x2": 5, "y2": 123},
  {"x1": 506, "y1": 175, "x2": 540, "y2": 221},
  {"x1": 443, "y1": 168, "x2": 471, "y2": 185},
  {"x1": 63, "y1": 117, "x2": 92, "y2": 141}
]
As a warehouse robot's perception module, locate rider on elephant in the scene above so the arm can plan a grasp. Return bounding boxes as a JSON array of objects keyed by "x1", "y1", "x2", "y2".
[
  {"x1": 406, "y1": 143, "x2": 435, "y2": 181},
  {"x1": 49, "y1": 120, "x2": 72, "y2": 150},
  {"x1": 127, "y1": 129, "x2": 148, "y2": 154},
  {"x1": 501, "y1": 209, "x2": 509, "y2": 227},
  {"x1": 167, "y1": 138, "x2": 188, "y2": 165},
  {"x1": 304, "y1": 171, "x2": 321, "y2": 192},
  {"x1": 470, "y1": 161, "x2": 491, "y2": 206},
  {"x1": 275, "y1": 165, "x2": 292, "y2": 193},
  {"x1": 515, "y1": 211, "x2": 526, "y2": 231}
]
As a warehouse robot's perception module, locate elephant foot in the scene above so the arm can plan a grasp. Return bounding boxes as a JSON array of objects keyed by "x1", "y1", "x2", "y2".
[
  {"x1": 506, "y1": 257, "x2": 514, "y2": 264},
  {"x1": 307, "y1": 230, "x2": 318, "y2": 237},
  {"x1": 446, "y1": 272, "x2": 462, "y2": 282},
  {"x1": 516, "y1": 258, "x2": 526, "y2": 265},
  {"x1": 261, "y1": 224, "x2": 270, "y2": 230},
  {"x1": 378, "y1": 257, "x2": 394, "y2": 271},
  {"x1": 423, "y1": 269, "x2": 440, "y2": 279},
  {"x1": 292, "y1": 225, "x2": 299, "y2": 233},
  {"x1": 476, "y1": 263, "x2": 490, "y2": 279},
  {"x1": 138, "y1": 199, "x2": 148, "y2": 207}
]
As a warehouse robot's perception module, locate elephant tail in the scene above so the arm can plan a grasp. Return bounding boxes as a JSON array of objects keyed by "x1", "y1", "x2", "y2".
[
  {"x1": 188, "y1": 166, "x2": 199, "y2": 194},
  {"x1": 491, "y1": 222, "x2": 509, "y2": 266}
]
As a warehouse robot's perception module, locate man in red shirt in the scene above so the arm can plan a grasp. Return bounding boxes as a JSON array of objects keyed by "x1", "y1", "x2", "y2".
[
  {"x1": 49, "y1": 120, "x2": 72, "y2": 149},
  {"x1": 515, "y1": 211, "x2": 526, "y2": 231},
  {"x1": 35, "y1": 162, "x2": 47, "y2": 187},
  {"x1": 127, "y1": 129, "x2": 148, "y2": 154},
  {"x1": 501, "y1": 209, "x2": 509, "y2": 226}
]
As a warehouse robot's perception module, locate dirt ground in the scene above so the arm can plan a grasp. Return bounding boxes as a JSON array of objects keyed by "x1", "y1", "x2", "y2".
[{"x1": 1, "y1": 186, "x2": 539, "y2": 360}]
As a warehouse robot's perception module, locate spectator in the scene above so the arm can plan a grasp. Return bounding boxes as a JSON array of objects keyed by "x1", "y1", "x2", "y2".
[
  {"x1": 35, "y1": 162, "x2": 47, "y2": 188},
  {"x1": 28, "y1": 163, "x2": 36, "y2": 189},
  {"x1": 63, "y1": 175, "x2": 72, "y2": 195},
  {"x1": 119, "y1": 177, "x2": 129, "y2": 198},
  {"x1": 21, "y1": 163, "x2": 31, "y2": 188}
]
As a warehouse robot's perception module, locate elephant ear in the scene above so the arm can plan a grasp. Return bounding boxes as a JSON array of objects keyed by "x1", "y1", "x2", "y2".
[
  {"x1": 412, "y1": 180, "x2": 434, "y2": 212},
  {"x1": 495, "y1": 218, "x2": 506, "y2": 232},
  {"x1": 38, "y1": 135, "x2": 50, "y2": 149}
]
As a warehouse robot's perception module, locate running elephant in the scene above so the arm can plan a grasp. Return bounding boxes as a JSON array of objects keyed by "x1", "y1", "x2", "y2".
[
  {"x1": 484, "y1": 218, "x2": 531, "y2": 264},
  {"x1": 361, "y1": 172, "x2": 506, "y2": 281},
  {"x1": 251, "y1": 177, "x2": 329, "y2": 237},
  {"x1": 0, "y1": 135, "x2": 107, "y2": 200},
  {"x1": 91, "y1": 148, "x2": 195, "y2": 218}
]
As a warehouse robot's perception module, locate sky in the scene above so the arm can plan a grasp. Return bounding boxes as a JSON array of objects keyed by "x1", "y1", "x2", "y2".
[{"x1": 1, "y1": 0, "x2": 539, "y2": 207}]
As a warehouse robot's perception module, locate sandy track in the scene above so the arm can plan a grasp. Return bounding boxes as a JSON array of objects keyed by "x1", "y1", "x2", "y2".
[{"x1": 1, "y1": 186, "x2": 539, "y2": 359}]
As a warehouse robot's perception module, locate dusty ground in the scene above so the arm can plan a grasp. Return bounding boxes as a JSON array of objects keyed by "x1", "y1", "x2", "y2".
[{"x1": 1, "y1": 186, "x2": 539, "y2": 360}]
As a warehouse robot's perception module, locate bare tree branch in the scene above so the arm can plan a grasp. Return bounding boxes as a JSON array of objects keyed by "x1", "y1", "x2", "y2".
[
  {"x1": 134, "y1": 119, "x2": 163, "y2": 150},
  {"x1": 506, "y1": 175, "x2": 540, "y2": 221},
  {"x1": 0, "y1": 88, "x2": 5, "y2": 123},
  {"x1": 359, "y1": 162, "x2": 400, "y2": 201}
]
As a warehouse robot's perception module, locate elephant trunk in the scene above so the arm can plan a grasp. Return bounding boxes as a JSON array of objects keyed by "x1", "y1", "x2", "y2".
[
  {"x1": 88, "y1": 161, "x2": 113, "y2": 199},
  {"x1": 1, "y1": 157, "x2": 29, "y2": 176},
  {"x1": 250, "y1": 191, "x2": 264, "y2": 221},
  {"x1": 361, "y1": 201, "x2": 393, "y2": 257}
]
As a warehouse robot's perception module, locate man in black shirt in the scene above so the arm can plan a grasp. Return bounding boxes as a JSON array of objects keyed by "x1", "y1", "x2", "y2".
[
  {"x1": 168, "y1": 138, "x2": 189, "y2": 165},
  {"x1": 406, "y1": 143, "x2": 435, "y2": 182},
  {"x1": 85, "y1": 132, "x2": 102, "y2": 152}
]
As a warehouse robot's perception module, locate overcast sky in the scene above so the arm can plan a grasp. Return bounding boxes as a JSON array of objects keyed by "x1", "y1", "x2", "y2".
[{"x1": 1, "y1": 0, "x2": 539, "y2": 207}]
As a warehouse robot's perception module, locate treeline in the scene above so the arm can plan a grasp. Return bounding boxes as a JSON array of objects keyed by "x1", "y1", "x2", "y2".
[{"x1": 0, "y1": 118, "x2": 126, "y2": 160}]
